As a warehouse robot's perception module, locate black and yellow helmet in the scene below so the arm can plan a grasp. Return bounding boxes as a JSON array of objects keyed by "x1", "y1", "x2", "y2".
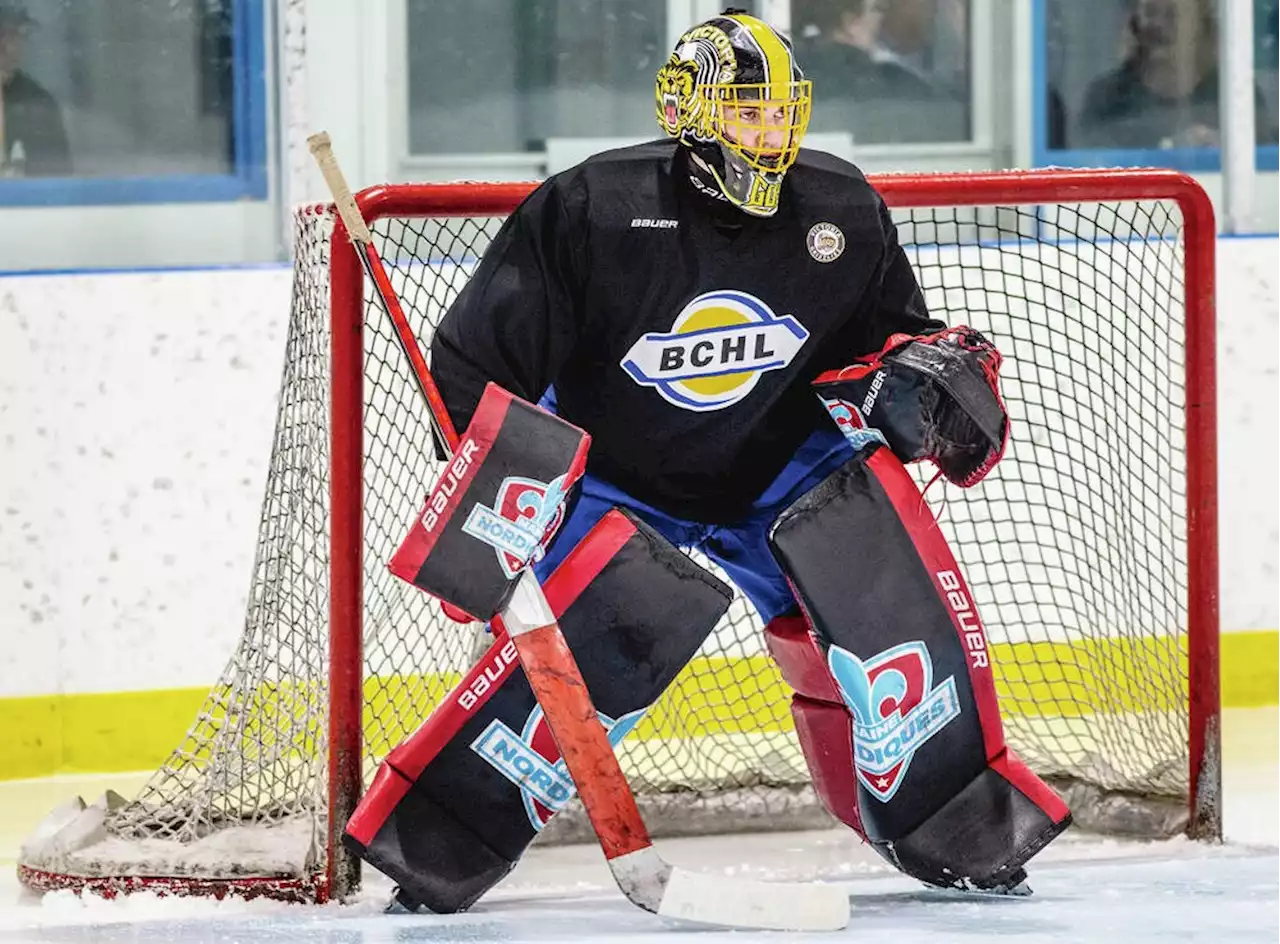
[{"x1": 656, "y1": 9, "x2": 811, "y2": 217}]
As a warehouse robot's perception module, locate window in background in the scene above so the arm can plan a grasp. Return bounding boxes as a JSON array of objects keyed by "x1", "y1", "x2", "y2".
[
  {"x1": 0, "y1": 0, "x2": 266, "y2": 205},
  {"x1": 1039, "y1": 0, "x2": 1279, "y2": 166},
  {"x1": 790, "y1": 0, "x2": 972, "y2": 144},
  {"x1": 406, "y1": 0, "x2": 667, "y2": 155}
]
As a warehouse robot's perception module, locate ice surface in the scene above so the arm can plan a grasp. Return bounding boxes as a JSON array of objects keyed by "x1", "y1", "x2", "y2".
[
  {"x1": 0, "y1": 708, "x2": 1273, "y2": 943},
  {"x1": 0, "y1": 845, "x2": 1273, "y2": 943}
]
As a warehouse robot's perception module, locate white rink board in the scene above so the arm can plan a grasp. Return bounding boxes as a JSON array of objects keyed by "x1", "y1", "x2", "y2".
[
  {"x1": 0, "y1": 237, "x2": 1274, "y2": 697},
  {"x1": 0, "y1": 268, "x2": 292, "y2": 698}
]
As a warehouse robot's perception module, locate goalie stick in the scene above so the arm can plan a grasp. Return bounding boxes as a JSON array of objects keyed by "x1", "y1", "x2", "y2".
[
  {"x1": 307, "y1": 132, "x2": 457, "y2": 452},
  {"x1": 307, "y1": 131, "x2": 849, "y2": 932}
]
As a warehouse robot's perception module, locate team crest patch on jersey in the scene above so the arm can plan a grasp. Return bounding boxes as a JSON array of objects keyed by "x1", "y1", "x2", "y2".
[
  {"x1": 620, "y1": 289, "x2": 809, "y2": 411},
  {"x1": 827, "y1": 640, "x2": 961, "y2": 803},
  {"x1": 806, "y1": 222, "x2": 845, "y2": 263},
  {"x1": 471, "y1": 704, "x2": 648, "y2": 830},
  {"x1": 462, "y1": 474, "x2": 569, "y2": 578}
]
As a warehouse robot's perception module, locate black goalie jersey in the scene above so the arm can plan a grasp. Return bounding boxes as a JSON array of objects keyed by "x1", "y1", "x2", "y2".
[{"x1": 431, "y1": 139, "x2": 943, "y2": 523}]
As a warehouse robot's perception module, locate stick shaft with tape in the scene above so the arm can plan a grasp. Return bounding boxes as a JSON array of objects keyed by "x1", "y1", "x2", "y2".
[
  {"x1": 307, "y1": 131, "x2": 458, "y2": 450},
  {"x1": 501, "y1": 571, "x2": 849, "y2": 931}
]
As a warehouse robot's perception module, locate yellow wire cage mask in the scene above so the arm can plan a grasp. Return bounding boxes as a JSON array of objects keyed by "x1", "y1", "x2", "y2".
[{"x1": 701, "y1": 80, "x2": 812, "y2": 177}]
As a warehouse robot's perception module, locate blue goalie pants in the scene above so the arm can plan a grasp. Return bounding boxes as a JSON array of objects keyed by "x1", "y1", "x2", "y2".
[{"x1": 533, "y1": 424, "x2": 853, "y2": 623}]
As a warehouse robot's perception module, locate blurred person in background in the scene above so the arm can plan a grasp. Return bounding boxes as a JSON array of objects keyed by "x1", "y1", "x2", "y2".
[
  {"x1": 796, "y1": 0, "x2": 967, "y2": 142},
  {"x1": 874, "y1": 0, "x2": 968, "y2": 99},
  {"x1": 0, "y1": 0, "x2": 70, "y2": 176},
  {"x1": 1078, "y1": 0, "x2": 1278, "y2": 148},
  {"x1": 797, "y1": 0, "x2": 949, "y2": 101}
]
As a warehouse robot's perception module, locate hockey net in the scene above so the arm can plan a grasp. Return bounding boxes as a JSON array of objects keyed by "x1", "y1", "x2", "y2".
[{"x1": 17, "y1": 169, "x2": 1219, "y2": 903}]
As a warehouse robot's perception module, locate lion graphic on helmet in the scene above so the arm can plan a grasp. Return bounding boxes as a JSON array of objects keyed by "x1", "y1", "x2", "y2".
[{"x1": 655, "y1": 55, "x2": 699, "y2": 137}]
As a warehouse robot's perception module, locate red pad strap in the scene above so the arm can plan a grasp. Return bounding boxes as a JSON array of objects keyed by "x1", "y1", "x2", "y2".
[
  {"x1": 764, "y1": 615, "x2": 842, "y2": 703},
  {"x1": 441, "y1": 600, "x2": 478, "y2": 624},
  {"x1": 765, "y1": 616, "x2": 870, "y2": 840},
  {"x1": 791, "y1": 695, "x2": 868, "y2": 839}
]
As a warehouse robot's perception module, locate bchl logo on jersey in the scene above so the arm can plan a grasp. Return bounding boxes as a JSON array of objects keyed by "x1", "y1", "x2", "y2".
[
  {"x1": 471, "y1": 705, "x2": 648, "y2": 830},
  {"x1": 620, "y1": 289, "x2": 809, "y2": 411},
  {"x1": 827, "y1": 640, "x2": 961, "y2": 803},
  {"x1": 462, "y1": 474, "x2": 569, "y2": 578},
  {"x1": 818, "y1": 395, "x2": 887, "y2": 452}
]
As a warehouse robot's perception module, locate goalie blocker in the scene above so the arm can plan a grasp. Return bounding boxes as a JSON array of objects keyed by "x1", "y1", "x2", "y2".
[
  {"x1": 767, "y1": 442, "x2": 1071, "y2": 891},
  {"x1": 387, "y1": 381, "x2": 592, "y2": 622}
]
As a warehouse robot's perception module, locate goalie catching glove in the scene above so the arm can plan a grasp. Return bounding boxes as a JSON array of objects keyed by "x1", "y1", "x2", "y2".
[{"x1": 814, "y1": 326, "x2": 1009, "y2": 487}]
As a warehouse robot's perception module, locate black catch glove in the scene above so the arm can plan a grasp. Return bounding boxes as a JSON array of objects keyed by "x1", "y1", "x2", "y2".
[{"x1": 813, "y1": 327, "x2": 1009, "y2": 487}]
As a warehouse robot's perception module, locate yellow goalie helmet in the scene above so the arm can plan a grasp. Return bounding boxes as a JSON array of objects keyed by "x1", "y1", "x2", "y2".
[{"x1": 655, "y1": 8, "x2": 811, "y2": 217}]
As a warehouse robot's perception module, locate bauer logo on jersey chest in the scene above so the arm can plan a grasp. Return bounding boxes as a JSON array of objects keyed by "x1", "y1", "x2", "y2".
[{"x1": 621, "y1": 289, "x2": 809, "y2": 411}]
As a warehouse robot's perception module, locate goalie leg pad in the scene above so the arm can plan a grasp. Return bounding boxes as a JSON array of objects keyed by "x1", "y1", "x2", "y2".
[
  {"x1": 346, "y1": 508, "x2": 732, "y2": 912},
  {"x1": 767, "y1": 445, "x2": 1070, "y2": 890}
]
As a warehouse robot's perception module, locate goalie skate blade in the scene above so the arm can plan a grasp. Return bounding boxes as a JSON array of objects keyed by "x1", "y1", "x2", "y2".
[
  {"x1": 933, "y1": 868, "x2": 1033, "y2": 899},
  {"x1": 609, "y1": 848, "x2": 849, "y2": 932}
]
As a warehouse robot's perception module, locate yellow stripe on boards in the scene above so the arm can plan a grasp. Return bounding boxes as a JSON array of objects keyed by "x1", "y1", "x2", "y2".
[
  {"x1": 0, "y1": 631, "x2": 1274, "y2": 780},
  {"x1": 1215, "y1": 629, "x2": 1279, "y2": 707},
  {"x1": 0, "y1": 687, "x2": 206, "y2": 781}
]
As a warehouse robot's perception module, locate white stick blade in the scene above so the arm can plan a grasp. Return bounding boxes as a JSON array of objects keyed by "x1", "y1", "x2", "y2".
[{"x1": 658, "y1": 865, "x2": 849, "y2": 932}]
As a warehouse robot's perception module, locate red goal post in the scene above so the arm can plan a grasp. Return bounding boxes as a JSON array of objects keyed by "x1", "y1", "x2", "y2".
[{"x1": 16, "y1": 168, "x2": 1220, "y2": 906}]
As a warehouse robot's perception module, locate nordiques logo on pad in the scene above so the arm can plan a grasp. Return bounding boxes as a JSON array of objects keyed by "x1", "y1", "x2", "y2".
[
  {"x1": 620, "y1": 290, "x2": 809, "y2": 411},
  {"x1": 827, "y1": 640, "x2": 961, "y2": 803},
  {"x1": 471, "y1": 704, "x2": 648, "y2": 830}
]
